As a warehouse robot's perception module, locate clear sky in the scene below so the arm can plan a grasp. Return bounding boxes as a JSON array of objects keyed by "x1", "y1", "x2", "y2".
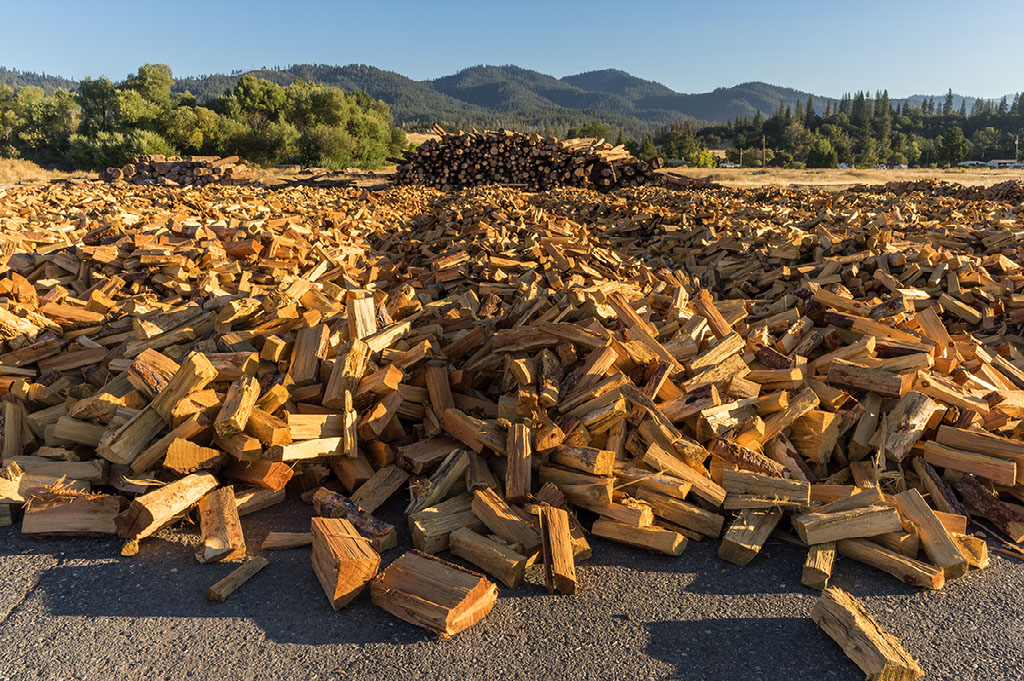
[{"x1": 2, "y1": 0, "x2": 1020, "y2": 98}]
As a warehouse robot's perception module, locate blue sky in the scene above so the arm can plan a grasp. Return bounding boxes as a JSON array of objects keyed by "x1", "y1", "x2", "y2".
[{"x1": 2, "y1": 0, "x2": 1020, "y2": 98}]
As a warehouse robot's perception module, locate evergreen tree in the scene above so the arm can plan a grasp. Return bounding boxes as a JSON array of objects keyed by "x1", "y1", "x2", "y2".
[
  {"x1": 957, "y1": 99, "x2": 967, "y2": 117},
  {"x1": 806, "y1": 138, "x2": 838, "y2": 168},
  {"x1": 638, "y1": 135, "x2": 657, "y2": 161},
  {"x1": 805, "y1": 97, "x2": 816, "y2": 125},
  {"x1": 943, "y1": 89, "x2": 954, "y2": 116},
  {"x1": 940, "y1": 126, "x2": 969, "y2": 165}
]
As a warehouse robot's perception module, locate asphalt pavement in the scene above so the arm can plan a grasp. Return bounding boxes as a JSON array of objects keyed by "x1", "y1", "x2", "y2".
[{"x1": 1, "y1": 495, "x2": 1021, "y2": 681}]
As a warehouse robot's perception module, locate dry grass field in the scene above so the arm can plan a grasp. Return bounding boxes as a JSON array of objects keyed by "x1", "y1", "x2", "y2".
[
  {"x1": 0, "y1": 159, "x2": 95, "y2": 185},
  {"x1": 661, "y1": 165, "x2": 1024, "y2": 189}
]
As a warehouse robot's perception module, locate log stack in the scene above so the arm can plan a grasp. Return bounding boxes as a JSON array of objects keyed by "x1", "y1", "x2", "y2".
[
  {"x1": 392, "y1": 128, "x2": 661, "y2": 192},
  {"x1": 2, "y1": 176, "x2": 1024, "y2": 663},
  {"x1": 100, "y1": 155, "x2": 252, "y2": 187}
]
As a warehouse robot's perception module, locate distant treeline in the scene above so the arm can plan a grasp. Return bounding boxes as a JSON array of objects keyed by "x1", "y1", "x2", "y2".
[
  {"x1": 0, "y1": 64, "x2": 407, "y2": 171},
  {"x1": 671, "y1": 90, "x2": 1024, "y2": 168}
]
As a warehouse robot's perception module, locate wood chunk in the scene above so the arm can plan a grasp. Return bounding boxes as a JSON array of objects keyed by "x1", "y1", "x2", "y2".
[
  {"x1": 214, "y1": 375, "x2": 260, "y2": 438},
  {"x1": 424, "y1": 359, "x2": 455, "y2": 418},
  {"x1": 923, "y1": 441, "x2": 1017, "y2": 486},
  {"x1": 551, "y1": 445, "x2": 614, "y2": 476},
  {"x1": 893, "y1": 489, "x2": 968, "y2": 579},
  {"x1": 207, "y1": 556, "x2": 269, "y2": 602},
  {"x1": 472, "y1": 488, "x2": 541, "y2": 555},
  {"x1": 955, "y1": 474, "x2": 1024, "y2": 542},
  {"x1": 722, "y1": 469, "x2": 811, "y2": 510},
  {"x1": 793, "y1": 506, "x2": 903, "y2": 545},
  {"x1": 261, "y1": 532, "x2": 313, "y2": 550},
  {"x1": 313, "y1": 487, "x2": 397, "y2": 552},
  {"x1": 870, "y1": 391, "x2": 938, "y2": 462},
  {"x1": 758, "y1": 387, "x2": 820, "y2": 443},
  {"x1": 827, "y1": 359, "x2": 911, "y2": 398},
  {"x1": 311, "y1": 516, "x2": 381, "y2": 610},
  {"x1": 693, "y1": 290, "x2": 733, "y2": 339},
  {"x1": 351, "y1": 465, "x2": 410, "y2": 514},
  {"x1": 151, "y1": 353, "x2": 219, "y2": 421},
  {"x1": 234, "y1": 487, "x2": 285, "y2": 515},
  {"x1": 812, "y1": 587, "x2": 924, "y2": 681},
  {"x1": 936, "y1": 425, "x2": 1024, "y2": 484},
  {"x1": 591, "y1": 519, "x2": 687, "y2": 555},
  {"x1": 288, "y1": 324, "x2": 330, "y2": 387},
  {"x1": 635, "y1": 488, "x2": 724, "y2": 537},
  {"x1": 370, "y1": 550, "x2": 498, "y2": 636},
  {"x1": 246, "y1": 408, "x2": 292, "y2": 447},
  {"x1": 837, "y1": 538, "x2": 945, "y2": 589},
  {"x1": 265, "y1": 437, "x2": 342, "y2": 462},
  {"x1": 164, "y1": 438, "x2": 224, "y2": 474},
  {"x1": 329, "y1": 450, "x2": 376, "y2": 492},
  {"x1": 505, "y1": 423, "x2": 532, "y2": 502},
  {"x1": 115, "y1": 472, "x2": 219, "y2": 540},
  {"x1": 449, "y1": 527, "x2": 528, "y2": 588},
  {"x1": 224, "y1": 460, "x2": 293, "y2": 491},
  {"x1": 710, "y1": 439, "x2": 787, "y2": 478},
  {"x1": 97, "y1": 406, "x2": 166, "y2": 465},
  {"x1": 643, "y1": 443, "x2": 725, "y2": 507},
  {"x1": 717, "y1": 507, "x2": 783, "y2": 566},
  {"x1": 410, "y1": 494, "x2": 485, "y2": 554},
  {"x1": 195, "y1": 486, "x2": 246, "y2": 564},
  {"x1": 22, "y1": 494, "x2": 124, "y2": 536},
  {"x1": 537, "y1": 505, "x2": 578, "y2": 595},
  {"x1": 407, "y1": 448, "x2": 469, "y2": 515},
  {"x1": 802, "y1": 542, "x2": 836, "y2": 590},
  {"x1": 347, "y1": 297, "x2": 378, "y2": 341}
]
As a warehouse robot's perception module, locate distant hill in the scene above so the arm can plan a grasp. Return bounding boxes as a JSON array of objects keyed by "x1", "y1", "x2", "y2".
[
  {"x1": 2, "y1": 62, "x2": 1012, "y2": 136},
  {"x1": 0, "y1": 67, "x2": 78, "y2": 93}
]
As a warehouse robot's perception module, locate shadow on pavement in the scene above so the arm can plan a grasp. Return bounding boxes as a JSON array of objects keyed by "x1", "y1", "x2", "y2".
[{"x1": 645, "y1": 616, "x2": 861, "y2": 681}]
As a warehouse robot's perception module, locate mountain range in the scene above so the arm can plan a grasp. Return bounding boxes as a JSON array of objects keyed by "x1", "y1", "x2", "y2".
[{"x1": 0, "y1": 64, "x2": 1011, "y2": 137}]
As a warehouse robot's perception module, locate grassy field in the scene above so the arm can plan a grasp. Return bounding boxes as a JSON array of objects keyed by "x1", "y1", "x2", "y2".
[
  {"x1": 0, "y1": 159, "x2": 95, "y2": 185},
  {"x1": 660, "y1": 165, "x2": 1024, "y2": 189}
]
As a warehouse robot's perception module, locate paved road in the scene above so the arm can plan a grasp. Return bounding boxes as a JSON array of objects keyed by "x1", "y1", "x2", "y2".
[{"x1": 1, "y1": 496, "x2": 1021, "y2": 681}]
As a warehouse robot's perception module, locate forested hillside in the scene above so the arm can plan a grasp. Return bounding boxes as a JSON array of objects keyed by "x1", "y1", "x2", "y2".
[{"x1": 0, "y1": 64, "x2": 407, "y2": 171}]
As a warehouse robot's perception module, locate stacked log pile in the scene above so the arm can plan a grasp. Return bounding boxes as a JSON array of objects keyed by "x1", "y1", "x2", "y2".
[
  {"x1": 2, "y1": 178, "x2": 1024, "y2": 671},
  {"x1": 100, "y1": 155, "x2": 252, "y2": 187},
  {"x1": 392, "y1": 129, "x2": 661, "y2": 192}
]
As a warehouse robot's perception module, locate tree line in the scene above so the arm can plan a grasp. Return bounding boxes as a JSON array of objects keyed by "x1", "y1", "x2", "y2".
[
  {"x1": 665, "y1": 89, "x2": 1024, "y2": 168},
  {"x1": 0, "y1": 64, "x2": 408, "y2": 171}
]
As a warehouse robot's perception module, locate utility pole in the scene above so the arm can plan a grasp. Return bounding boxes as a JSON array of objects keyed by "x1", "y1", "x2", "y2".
[
  {"x1": 739, "y1": 148, "x2": 743, "y2": 167},
  {"x1": 1016, "y1": 135, "x2": 1019, "y2": 161},
  {"x1": 762, "y1": 136, "x2": 767, "y2": 168}
]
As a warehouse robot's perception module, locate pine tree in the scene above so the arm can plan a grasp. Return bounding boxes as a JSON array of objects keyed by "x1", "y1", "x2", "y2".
[
  {"x1": 940, "y1": 126, "x2": 969, "y2": 165},
  {"x1": 958, "y1": 99, "x2": 967, "y2": 117},
  {"x1": 638, "y1": 135, "x2": 657, "y2": 161},
  {"x1": 805, "y1": 97, "x2": 816, "y2": 124},
  {"x1": 943, "y1": 89, "x2": 955, "y2": 116}
]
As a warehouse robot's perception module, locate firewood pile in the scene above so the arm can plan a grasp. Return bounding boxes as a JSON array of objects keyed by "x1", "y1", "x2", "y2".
[
  {"x1": 3, "y1": 177, "x2": 1024, "y2": 673},
  {"x1": 851, "y1": 178, "x2": 1024, "y2": 203},
  {"x1": 100, "y1": 155, "x2": 252, "y2": 187},
  {"x1": 391, "y1": 128, "x2": 662, "y2": 192}
]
